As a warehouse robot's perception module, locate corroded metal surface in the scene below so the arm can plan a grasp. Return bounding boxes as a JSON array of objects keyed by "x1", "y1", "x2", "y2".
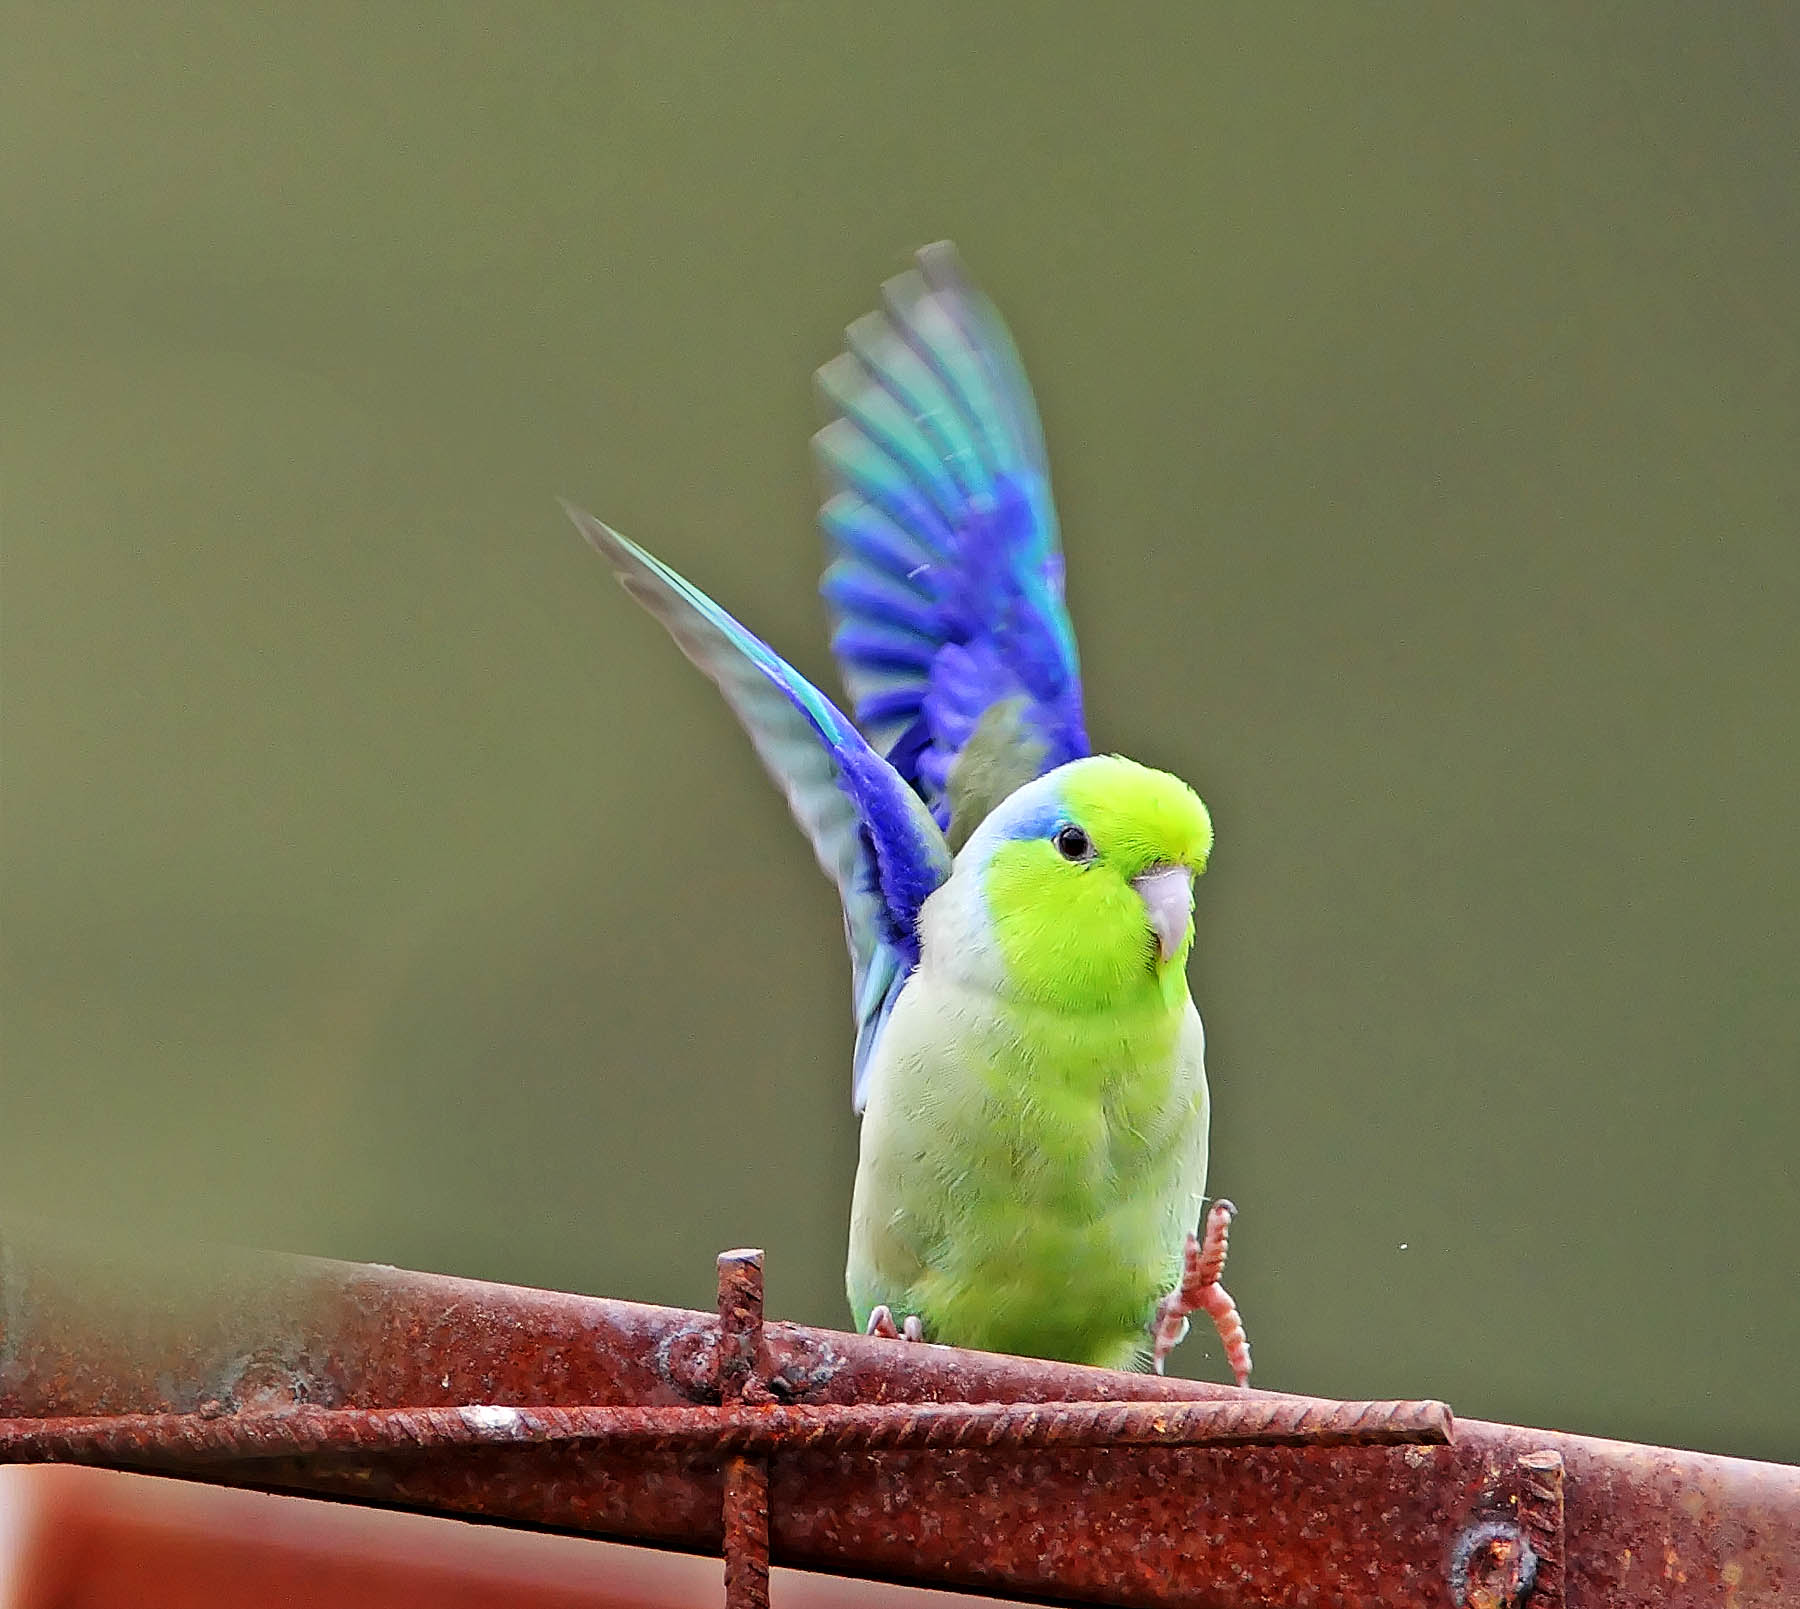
[
  {"x1": 0, "y1": 1224, "x2": 1793, "y2": 1608},
  {"x1": 0, "y1": 1397, "x2": 1453, "y2": 1461},
  {"x1": 716, "y1": 1250, "x2": 769, "y2": 1609}
]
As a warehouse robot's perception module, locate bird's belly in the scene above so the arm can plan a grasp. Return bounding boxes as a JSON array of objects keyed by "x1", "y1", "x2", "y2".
[
  {"x1": 850, "y1": 984, "x2": 1209, "y2": 1371},
  {"x1": 923, "y1": 1193, "x2": 1178, "y2": 1368}
]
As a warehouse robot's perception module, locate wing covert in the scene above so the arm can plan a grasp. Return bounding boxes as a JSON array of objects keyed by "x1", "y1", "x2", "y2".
[{"x1": 569, "y1": 505, "x2": 951, "y2": 1109}]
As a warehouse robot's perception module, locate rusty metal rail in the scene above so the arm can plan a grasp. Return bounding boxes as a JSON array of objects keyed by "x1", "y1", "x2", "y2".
[
  {"x1": 0, "y1": 1223, "x2": 1793, "y2": 1607},
  {"x1": 0, "y1": 1395, "x2": 1456, "y2": 1462}
]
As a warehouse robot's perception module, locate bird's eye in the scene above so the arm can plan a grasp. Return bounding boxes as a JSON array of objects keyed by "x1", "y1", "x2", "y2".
[{"x1": 1054, "y1": 825, "x2": 1093, "y2": 862}]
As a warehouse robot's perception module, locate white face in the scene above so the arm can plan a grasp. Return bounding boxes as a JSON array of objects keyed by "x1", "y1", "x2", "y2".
[
  {"x1": 915, "y1": 770, "x2": 1073, "y2": 992},
  {"x1": 915, "y1": 854, "x2": 1008, "y2": 991}
]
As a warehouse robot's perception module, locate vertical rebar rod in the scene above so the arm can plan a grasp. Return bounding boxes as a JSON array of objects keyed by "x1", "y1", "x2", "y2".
[
  {"x1": 717, "y1": 1249, "x2": 770, "y2": 1609},
  {"x1": 1518, "y1": 1450, "x2": 1566, "y2": 1609}
]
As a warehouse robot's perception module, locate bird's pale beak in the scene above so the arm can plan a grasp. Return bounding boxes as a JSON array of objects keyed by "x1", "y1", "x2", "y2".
[{"x1": 1133, "y1": 865, "x2": 1194, "y2": 964}]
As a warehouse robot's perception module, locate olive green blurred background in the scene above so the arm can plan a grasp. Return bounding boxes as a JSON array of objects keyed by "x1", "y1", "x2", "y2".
[{"x1": 3, "y1": 7, "x2": 1796, "y2": 1461}]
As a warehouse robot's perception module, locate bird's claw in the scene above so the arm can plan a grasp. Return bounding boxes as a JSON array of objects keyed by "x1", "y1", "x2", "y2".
[
  {"x1": 865, "y1": 1304, "x2": 925, "y2": 1343},
  {"x1": 1150, "y1": 1199, "x2": 1252, "y2": 1385}
]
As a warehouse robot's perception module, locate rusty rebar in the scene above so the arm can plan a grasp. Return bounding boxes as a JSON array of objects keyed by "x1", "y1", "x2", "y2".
[
  {"x1": 0, "y1": 1394, "x2": 1454, "y2": 1460},
  {"x1": 717, "y1": 1249, "x2": 769, "y2": 1609},
  {"x1": 1515, "y1": 1450, "x2": 1566, "y2": 1609},
  {"x1": 722, "y1": 1459, "x2": 769, "y2": 1609},
  {"x1": 0, "y1": 1394, "x2": 1452, "y2": 1465}
]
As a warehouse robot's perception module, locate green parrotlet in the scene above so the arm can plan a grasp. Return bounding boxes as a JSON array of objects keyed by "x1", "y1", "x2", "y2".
[{"x1": 569, "y1": 244, "x2": 1250, "y2": 1381}]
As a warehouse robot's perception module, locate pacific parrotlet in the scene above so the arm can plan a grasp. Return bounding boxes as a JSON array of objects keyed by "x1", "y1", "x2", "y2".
[{"x1": 568, "y1": 243, "x2": 1250, "y2": 1382}]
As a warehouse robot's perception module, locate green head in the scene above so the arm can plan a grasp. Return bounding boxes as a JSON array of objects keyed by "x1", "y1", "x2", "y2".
[{"x1": 960, "y1": 755, "x2": 1214, "y2": 1012}]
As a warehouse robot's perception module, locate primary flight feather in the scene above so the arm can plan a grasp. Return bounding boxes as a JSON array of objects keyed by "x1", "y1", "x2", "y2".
[{"x1": 569, "y1": 243, "x2": 1249, "y2": 1380}]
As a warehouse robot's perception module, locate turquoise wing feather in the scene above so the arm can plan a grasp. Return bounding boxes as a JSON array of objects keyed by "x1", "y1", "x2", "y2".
[
  {"x1": 568, "y1": 504, "x2": 952, "y2": 1109},
  {"x1": 814, "y1": 242, "x2": 1090, "y2": 847}
]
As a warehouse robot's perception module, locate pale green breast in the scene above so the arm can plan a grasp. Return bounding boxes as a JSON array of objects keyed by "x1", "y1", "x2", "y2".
[{"x1": 846, "y1": 970, "x2": 1210, "y2": 1369}]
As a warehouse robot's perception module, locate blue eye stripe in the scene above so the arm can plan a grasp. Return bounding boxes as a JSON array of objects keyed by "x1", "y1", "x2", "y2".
[{"x1": 1001, "y1": 796, "x2": 1064, "y2": 842}]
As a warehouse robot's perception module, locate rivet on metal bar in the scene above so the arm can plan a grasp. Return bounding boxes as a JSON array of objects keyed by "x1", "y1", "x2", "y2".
[
  {"x1": 1450, "y1": 1518, "x2": 1538, "y2": 1609},
  {"x1": 716, "y1": 1248, "x2": 770, "y2": 1609}
]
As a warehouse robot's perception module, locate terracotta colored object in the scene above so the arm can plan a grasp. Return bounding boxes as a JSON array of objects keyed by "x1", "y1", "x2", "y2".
[{"x1": 0, "y1": 1467, "x2": 995, "y2": 1609}]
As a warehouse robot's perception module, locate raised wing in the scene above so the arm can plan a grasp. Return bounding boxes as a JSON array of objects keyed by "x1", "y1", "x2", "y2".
[
  {"x1": 814, "y1": 242, "x2": 1090, "y2": 849},
  {"x1": 568, "y1": 505, "x2": 951, "y2": 1110}
]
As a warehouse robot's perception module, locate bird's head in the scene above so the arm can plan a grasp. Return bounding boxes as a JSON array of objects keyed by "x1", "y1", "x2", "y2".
[{"x1": 934, "y1": 755, "x2": 1213, "y2": 1011}]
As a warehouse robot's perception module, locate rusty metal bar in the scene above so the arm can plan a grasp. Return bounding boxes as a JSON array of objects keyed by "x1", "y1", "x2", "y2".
[
  {"x1": 0, "y1": 1222, "x2": 1794, "y2": 1608},
  {"x1": 716, "y1": 1250, "x2": 769, "y2": 1609},
  {"x1": 0, "y1": 1396, "x2": 1452, "y2": 1462},
  {"x1": 1515, "y1": 1449, "x2": 1565, "y2": 1609}
]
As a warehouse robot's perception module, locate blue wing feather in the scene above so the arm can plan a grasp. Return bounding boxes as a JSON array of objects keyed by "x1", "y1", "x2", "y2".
[
  {"x1": 567, "y1": 504, "x2": 951, "y2": 1109},
  {"x1": 813, "y1": 243, "x2": 1089, "y2": 836}
]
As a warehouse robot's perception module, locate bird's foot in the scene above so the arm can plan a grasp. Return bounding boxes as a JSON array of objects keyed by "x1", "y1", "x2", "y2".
[
  {"x1": 1150, "y1": 1199, "x2": 1252, "y2": 1385},
  {"x1": 865, "y1": 1305, "x2": 925, "y2": 1343}
]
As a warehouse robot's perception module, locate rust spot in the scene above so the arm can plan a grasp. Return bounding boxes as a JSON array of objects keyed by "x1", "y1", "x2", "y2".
[{"x1": 1451, "y1": 1520, "x2": 1538, "y2": 1609}]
